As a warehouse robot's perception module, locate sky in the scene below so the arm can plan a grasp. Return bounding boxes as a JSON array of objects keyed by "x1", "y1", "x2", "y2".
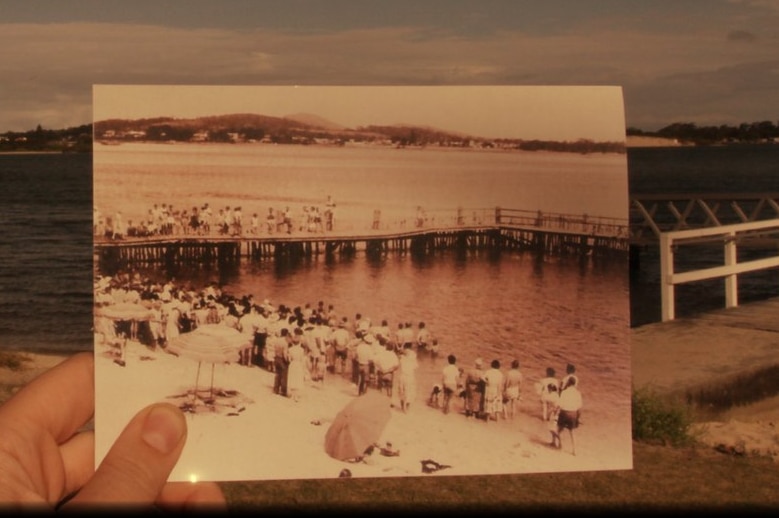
[{"x1": 2, "y1": 0, "x2": 778, "y2": 133}]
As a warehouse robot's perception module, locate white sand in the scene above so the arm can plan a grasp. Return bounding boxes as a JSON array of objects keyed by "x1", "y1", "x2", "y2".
[{"x1": 92, "y1": 337, "x2": 633, "y2": 482}]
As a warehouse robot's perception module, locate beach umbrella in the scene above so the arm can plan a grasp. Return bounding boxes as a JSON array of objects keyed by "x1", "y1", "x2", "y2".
[
  {"x1": 96, "y1": 301, "x2": 154, "y2": 321},
  {"x1": 324, "y1": 391, "x2": 391, "y2": 461},
  {"x1": 166, "y1": 324, "x2": 249, "y2": 364},
  {"x1": 95, "y1": 302, "x2": 155, "y2": 342},
  {"x1": 166, "y1": 324, "x2": 252, "y2": 404}
]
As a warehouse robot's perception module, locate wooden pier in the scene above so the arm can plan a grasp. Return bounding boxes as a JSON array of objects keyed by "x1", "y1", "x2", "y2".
[{"x1": 94, "y1": 207, "x2": 630, "y2": 272}]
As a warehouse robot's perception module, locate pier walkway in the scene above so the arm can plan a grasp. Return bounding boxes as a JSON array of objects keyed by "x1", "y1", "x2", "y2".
[
  {"x1": 631, "y1": 296, "x2": 779, "y2": 402},
  {"x1": 95, "y1": 207, "x2": 630, "y2": 270}
]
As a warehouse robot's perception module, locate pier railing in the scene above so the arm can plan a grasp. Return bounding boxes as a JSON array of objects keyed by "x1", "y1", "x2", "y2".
[
  {"x1": 101, "y1": 206, "x2": 630, "y2": 241},
  {"x1": 659, "y1": 218, "x2": 779, "y2": 321},
  {"x1": 94, "y1": 206, "x2": 631, "y2": 271}
]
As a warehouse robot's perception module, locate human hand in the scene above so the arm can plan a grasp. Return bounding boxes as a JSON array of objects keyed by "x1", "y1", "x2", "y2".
[{"x1": 0, "y1": 352, "x2": 226, "y2": 510}]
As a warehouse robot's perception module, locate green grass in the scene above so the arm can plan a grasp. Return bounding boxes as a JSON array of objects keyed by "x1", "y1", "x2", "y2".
[
  {"x1": 219, "y1": 389, "x2": 778, "y2": 510},
  {"x1": 686, "y1": 364, "x2": 779, "y2": 416},
  {"x1": 632, "y1": 386, "x2": 695, "y2": 446}
]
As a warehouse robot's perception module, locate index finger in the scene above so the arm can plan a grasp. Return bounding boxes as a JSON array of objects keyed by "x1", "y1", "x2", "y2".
[{"x1": 0, "y1": 352, "x2": 95, "y2": 443}]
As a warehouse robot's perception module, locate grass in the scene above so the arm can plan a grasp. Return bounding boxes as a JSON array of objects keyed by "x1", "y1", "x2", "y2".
[
  {"x1": 686, "y1": 364, "x2": 779, "y2": 416},
  {"x1": 219, "y1": 390, "x2": 778, "y2": 511},
  {"x1": 2, "y1": 353, "x2": 776, "y2": 510},
  {"x1": 218, "y1": 442, "x2": 779, "y2": 511}
]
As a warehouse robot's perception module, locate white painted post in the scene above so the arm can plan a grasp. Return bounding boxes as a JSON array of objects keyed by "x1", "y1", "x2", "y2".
[
  {"x1": 659, "y1": 232, "x2": 675, "y2": 322},
  {"x1": 724, "y1": 231, "x2": 738, "y2": 308}
]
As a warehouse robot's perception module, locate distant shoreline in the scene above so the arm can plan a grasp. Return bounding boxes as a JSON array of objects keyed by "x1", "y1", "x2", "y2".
[
  {"x1": 0, "y1": 150, "x2": 64, "y2": 155},
  {"x1": 625, "y1": 135, "x2": 684, "y2": 148}
]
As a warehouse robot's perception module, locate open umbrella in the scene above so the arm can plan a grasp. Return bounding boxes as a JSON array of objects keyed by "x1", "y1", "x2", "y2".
[
  {"x1": 95, "y1": 301, "x2": 155, "y2": 343},
  {"x1": 96, "y1": 301, "x2": 154, "y2": 322},
  {"x1": 324, "y1": 391, "x2": 392, "y2": 461},
  {"x1": 166, "y1": 324, "x2": 252, "y2": 405}
]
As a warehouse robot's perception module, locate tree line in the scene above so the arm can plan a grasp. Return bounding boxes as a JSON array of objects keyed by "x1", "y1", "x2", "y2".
[
  {"x1": 627, "y1": 120, "x2": 779, "y2": 146},
  {"x1": 4, "y1": 118, "x2": 778, "y2": 153},
  {"x1": 0, "y1": 124, "x2": 92, "y2": 153}
]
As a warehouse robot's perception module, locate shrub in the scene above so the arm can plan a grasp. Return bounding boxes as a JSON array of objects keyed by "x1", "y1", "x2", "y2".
[{"x1": 632, "y1": 387, "x2": 694, "y2": 446}]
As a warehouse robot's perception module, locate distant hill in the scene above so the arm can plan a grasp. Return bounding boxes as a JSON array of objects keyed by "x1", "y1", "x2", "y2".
[{"x1": 284, "y1": 113, "x2": 345, "y2": 131}]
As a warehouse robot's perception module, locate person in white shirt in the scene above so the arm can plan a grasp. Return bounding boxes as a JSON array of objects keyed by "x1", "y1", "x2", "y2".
[
  {"x1": 441, "y1": 354, "x2": 461, "y2": 414},
  {"x1": 556, "y1": 376, "x2": 583, "y2": 455}
]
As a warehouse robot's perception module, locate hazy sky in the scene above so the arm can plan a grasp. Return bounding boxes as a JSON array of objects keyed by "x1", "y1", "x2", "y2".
[{"x1": 2, "y1": 0, "x2": 778, "y2": 132}]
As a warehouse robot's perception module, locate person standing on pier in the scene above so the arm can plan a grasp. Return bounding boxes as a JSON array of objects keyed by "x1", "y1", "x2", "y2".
[
  {"x1": 112, "y1": 211, "x2": 125, "y2": 240},
  {"x1": 415, "y1": 206, "x2": 425, "y2": 228},
  {"x1": 283, "y1": 206, "x2": 293, "y2": 234},
  {"x1": 325, "y1": 195, "x2": 336, "y2": 231},
  {"x1": 266, "y1": 207, "x2": 276, "y2": 234},
  {"x1": 232, "y1": 206, "x2": 243, "y2": 236}
]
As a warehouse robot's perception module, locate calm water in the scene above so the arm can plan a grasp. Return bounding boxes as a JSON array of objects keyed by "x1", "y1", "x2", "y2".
[
  {"x1": 627, "y1": 145, "x2": 779, "y2": 325},
  {"x1": 88, "y1": 143, "x2": 631, "y2": 407},
  {"x1": 93, "y1": 142, "x2": 629, "y2": 227},
  {"x1": 2, "y1": 144, "x2": 777, "y2": 356}
]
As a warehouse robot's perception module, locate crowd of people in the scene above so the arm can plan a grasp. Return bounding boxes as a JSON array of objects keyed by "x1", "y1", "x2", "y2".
[
  {"x1": 93, "y1": 195, "x2": 338, "y2": 240},
  {"x1": 94, "y1": 271, "x2": 583, "y2": 451}
]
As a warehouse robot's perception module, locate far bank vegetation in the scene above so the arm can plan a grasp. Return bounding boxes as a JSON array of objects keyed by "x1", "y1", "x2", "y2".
[{"x1": 93, "y1": 113, "x2": 626, "y2": 154}]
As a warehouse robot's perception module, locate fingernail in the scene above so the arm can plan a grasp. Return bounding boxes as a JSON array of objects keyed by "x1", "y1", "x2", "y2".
[{"x1": 141, "y1": 404, "x2": 186, "y2": 454}]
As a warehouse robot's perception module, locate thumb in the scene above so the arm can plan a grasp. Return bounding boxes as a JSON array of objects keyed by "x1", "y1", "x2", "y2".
[{"x1": 66, "y1": 403, "x2": 187, "y2": 506}]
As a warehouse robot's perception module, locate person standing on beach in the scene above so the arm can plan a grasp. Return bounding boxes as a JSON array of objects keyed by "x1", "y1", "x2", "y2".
[
  {"x1": 273, "y1": 328, "x2": 291, "y2": 397},
  {"x1": 503, "y1": 359, "x2": 523, "y2": 420},
  {"x1": 354, "y1": 333, "x2": 375, "y2": 395},
  {"x1": 556, "y1": 376, "x2": 583, "y2": 454},
  {"x1": 441, "y1": 354, "x2": 461, "y2": 414},
  {"x1": 266, "y1": 207, "x2": 276, "y2": 234},
  {"x1": 560, "y1": 363, "x2": 579, "y2": 392},
  {"x1": 482, "y1": 359, "x2": 504, "y2": 422},
  {"x1": 375, "y1": 336, "x2": 400, "y2": 396},
  {"x1": 463, "y1": 358, "x2": 486, "y2": 418},
  {"x1": 286, "y1": 328, "x2": 307, "y2": 402},
  {"x1": 397, "y1": 343, "x2": 418, "y2": 412},
  {"x1": 329, "y1": 318, "x2": 351, "y2": 374},
  {"x1": 536, "y1": 367, "x2": 560, "y2": 422},
  {"x1": 416, "y1": 322, "x2": 431, "y2": 354}
]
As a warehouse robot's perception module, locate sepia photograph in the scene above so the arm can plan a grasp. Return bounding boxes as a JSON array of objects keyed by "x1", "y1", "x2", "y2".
[
  {"x1": 91, "y1": 84, "x2": 632, "y2": 482},
  {"x1": 3, "y1": 0, "x2": 779, "y2": 511}
]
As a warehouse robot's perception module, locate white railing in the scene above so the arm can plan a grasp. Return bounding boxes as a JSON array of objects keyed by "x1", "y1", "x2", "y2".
[{"x1": 659, "y1": 219, "x2": 779, "y2": 321}]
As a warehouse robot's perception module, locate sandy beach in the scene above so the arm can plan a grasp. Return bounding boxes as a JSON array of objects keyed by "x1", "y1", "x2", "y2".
[
  {"x1": 91, "y1": 336, "x2": 632, "y2": 482},
  {"x1": 4, "y1": 322, "x2": 777, "y2": 484}
]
